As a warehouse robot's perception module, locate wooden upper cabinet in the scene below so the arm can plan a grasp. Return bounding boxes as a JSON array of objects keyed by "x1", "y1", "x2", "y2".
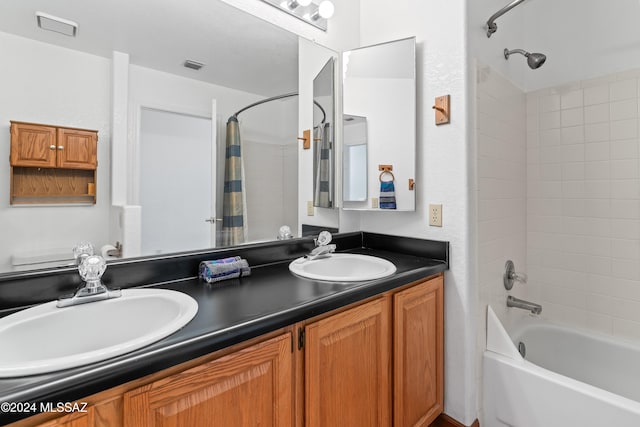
[
  {"x1": 10, "y1": 121, "x2": 97, "y2": 170},
  {"x1": 305, "y1": 297, "x2": 391, "y2": 427},
  {"x1": 393, "y1": 276, "x2": 444, "y2": 427},
  {"x1": 56, "y1": 128, "x2": 97, "y2": 170},
  {"x1": 123, "y1": 333, "x2": 293, "y2": 427},
  {"x1": 9, "y1": 122, "x2": 57, "y2": 168}
]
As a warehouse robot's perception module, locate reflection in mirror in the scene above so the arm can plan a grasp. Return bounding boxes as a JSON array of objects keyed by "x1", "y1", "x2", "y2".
[
  {"x1": 342, "y1": 37, "x2": 416, "y2": 211},
  {"x1": 312, "y1": 58, "x2": 335, "y2": 208},
  {"x1": 0, "y1": 0, "x2": 336, "y2": 275},
  {"x1": 343, "y1": 115, "x2": 368, "y2": 202}
]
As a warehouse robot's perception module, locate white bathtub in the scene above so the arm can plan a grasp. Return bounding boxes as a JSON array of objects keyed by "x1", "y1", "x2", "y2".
[{"x1": 483, "y1": 306, "x2": 640, "y2": 427}]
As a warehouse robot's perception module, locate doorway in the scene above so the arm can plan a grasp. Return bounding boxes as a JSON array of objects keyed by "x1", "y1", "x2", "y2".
[{"x1": 139, "y1": 108, "x2": 216, "y2": 255}]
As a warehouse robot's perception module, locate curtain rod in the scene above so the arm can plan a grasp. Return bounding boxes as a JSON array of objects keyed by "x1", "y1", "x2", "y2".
[{"x1": 231, "y1": 92, "x2": 327, "y2": 125}]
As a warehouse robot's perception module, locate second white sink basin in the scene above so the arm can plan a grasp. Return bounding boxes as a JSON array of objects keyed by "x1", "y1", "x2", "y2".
[
  {"x1": 289, "y1": 253, "x2": 396, "y2": 282},
  {"x1": 0, "y1": 288, "x2": 198, "y2": 377}
]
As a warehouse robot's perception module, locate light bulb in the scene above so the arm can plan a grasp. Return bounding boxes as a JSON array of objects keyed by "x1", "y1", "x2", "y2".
[{"x1": 318, "y1": 0, "x2": 334, "y2": 18}]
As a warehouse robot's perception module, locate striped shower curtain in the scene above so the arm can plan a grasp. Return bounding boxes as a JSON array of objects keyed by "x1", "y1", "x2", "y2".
[
  {"x1": 313, "y1": 122, "x2": 333, "y2": 208},
  {"x1": 222, "y1": 116, "x2": 247, "y2": 246}
]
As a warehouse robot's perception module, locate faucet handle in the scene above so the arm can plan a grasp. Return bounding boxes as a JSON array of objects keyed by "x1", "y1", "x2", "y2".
[
  {"x1": 504, "y1": 259, "x2": 527, "y2": 290},
  {"x1": 315, "y1": 231, "x2": 332, "y2": 246},
  {"x1": 79, "y1": 255, "x2": 107, "y2": 282},
  {"x1": 73, "y1": 241, "x2": 95, "y2": 266}
]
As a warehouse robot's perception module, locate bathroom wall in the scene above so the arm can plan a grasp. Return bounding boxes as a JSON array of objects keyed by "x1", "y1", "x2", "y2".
[
  {"x1": 0, "y1": 31, "x2": 112, "y2": 271},
  {"x1": 474, "y1": 61, "x2": 527, "y2": 422},
  {"x1": 526, "y1": 69, "x2": 640, "y2": 340},
  {"x1": 357, "y1": 0, "x2": 475, "y2": 423}
]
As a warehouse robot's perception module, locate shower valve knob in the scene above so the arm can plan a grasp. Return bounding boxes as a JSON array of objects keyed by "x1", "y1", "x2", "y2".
[{"x1": 504, "y1": 259, "x2": 527, "y2": 290}]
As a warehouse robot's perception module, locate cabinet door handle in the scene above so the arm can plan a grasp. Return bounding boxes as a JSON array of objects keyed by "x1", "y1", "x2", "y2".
[
  {"x1": 57, "y1": 146, "x2": 64, "y2": 150},
  {"x1": 49, "y1": 145, "x2": 56, "y2": 150}
]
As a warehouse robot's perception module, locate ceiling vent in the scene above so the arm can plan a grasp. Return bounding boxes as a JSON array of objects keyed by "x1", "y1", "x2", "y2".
[
  {"x1": 183, "y1": 60, "x2": 205, "y2": 71},
  {"x1": 36, "y1": 11, "x2": 78, "y2": 37}
]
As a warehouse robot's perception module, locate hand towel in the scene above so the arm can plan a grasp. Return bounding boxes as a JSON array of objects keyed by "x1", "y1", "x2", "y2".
[{"x1": 379, "y1": 180, "x2": 397, "y2": 209}]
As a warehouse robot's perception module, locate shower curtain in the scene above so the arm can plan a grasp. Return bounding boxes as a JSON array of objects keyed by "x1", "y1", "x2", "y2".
[
  {"x1": 222, "y1": 116, "x2": 247, "y2": 246},
  {"x1": 313, "y1": 122, "x2": 333, "y2": 208}
]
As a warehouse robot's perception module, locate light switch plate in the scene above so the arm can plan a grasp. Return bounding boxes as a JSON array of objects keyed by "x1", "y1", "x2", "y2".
[
  {"x1": 371, "y1": 197, "x2": 379, "y2": 209},
  {"x1": 429, "y1": 204, "x2": 442, "y2": 227},
  {"x1": 307, "y1": 201, "x2": 314, "y2": 216}
]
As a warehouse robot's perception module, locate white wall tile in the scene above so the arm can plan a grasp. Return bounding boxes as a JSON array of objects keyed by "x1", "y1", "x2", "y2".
[
  {"x1": 610, "y1": 140, "x2": 639, "y2": 159},
  {"x1": 584, "y1": 103, "x2": 609, "y2": 124},
  {"x1": 585, "y1": 142, "x2": 610, "y2": 161},
  {"x1": 539, "y1": 93, "x2": 560, "y2": 112},
  {"x1": 585, "y1": 161, "x2": 610, "y2": 180},
  {"x1": 611, "y1": 99, "x2": 638, "y2": 121},
  {"x1": 561, "y1": 126, "x2": 584, "y2": 145},
  {"x1": 611, "y1": 119, "x2": 639, "y2": 140},
  {"x1": 584, "y1": 84, "x2": 609, "y2": 106},
  {"x1": 610, "y1": 78, "x2": 638, "y2": 101},
  {"x1": 584, "y1": 122, "x2": 610, "y2": 142},
  {"x1": 561, "y1": 89, "x2": 583, "y2": 110},
  {"x1": 540, "y1": 111, "x2": 561, "y2": 130},
  {"x1": 561, "y1": 107, "x2": 584, "y2": 127}
]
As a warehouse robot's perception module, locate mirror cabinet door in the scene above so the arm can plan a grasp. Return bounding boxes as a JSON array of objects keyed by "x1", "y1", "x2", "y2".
[
  {"x1": 342, "y1": 37, "x2": 416, "y2": 211},
  {"x1": 313, "y1": 57, "x2": 335, "y2": 209}
]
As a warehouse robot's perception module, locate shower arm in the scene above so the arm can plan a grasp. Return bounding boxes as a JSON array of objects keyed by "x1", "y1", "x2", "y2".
[{"x1": 486, "y1": 0, "x2": 526, "y2": 38}]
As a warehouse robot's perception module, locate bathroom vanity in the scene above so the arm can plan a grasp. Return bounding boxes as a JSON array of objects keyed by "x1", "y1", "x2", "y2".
[{"x1": 0, "y1": 232, "x2": 448, "y2": 427}]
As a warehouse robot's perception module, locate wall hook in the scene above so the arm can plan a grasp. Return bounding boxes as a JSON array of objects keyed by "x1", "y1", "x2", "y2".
[
  {"x1": 433, "y1": 95, "x2": 450, "y2": 125},
  {"x1": 297, "y1": 129, "x2": 310, "y2": 149}
]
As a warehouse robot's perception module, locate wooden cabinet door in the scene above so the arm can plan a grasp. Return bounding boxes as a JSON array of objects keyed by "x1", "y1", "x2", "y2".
[
  {"x1": 10, "y1": 122, "x2": 57, "y2": 168},
  {"x1": 393, "y1": 276, "x2": 444, "y2": 427},
  {"x1": 305, "y1": 297, "x2": 391, "y2": 427},
  {"x1": 123, "y1": 333, "x2": 293, "y2": 427},
  {"x1": 56, "y1": 128, "x2": 97, "y2": 170}
]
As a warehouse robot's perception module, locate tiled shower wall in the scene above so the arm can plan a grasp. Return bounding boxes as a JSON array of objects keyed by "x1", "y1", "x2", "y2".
[
  {"x1": 475, "y1": 62, "x2": 527, "y2": 417},
  {"x1": 526, "y1": 69, "x2": 640, "y2": 340}
]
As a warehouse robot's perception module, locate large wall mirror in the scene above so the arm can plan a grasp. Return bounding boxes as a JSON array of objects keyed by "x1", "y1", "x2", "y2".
[
  {"x1": 0, "y1": 0, "x2": 338, "y2": 275},
  {"x1": 342, "y1": 37, "x2": 416, "y2": 211}
]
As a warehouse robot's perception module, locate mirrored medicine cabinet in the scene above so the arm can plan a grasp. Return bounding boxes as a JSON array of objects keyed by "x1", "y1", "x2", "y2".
[{"x1": 341, "y1": 37, "x2": 416, "y2": 211}]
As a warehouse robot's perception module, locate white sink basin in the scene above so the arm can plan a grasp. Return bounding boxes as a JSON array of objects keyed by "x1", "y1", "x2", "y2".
[
  {"x1": 289, "y1": 253, "x2": 396, "y2": 282},
  {"x1": 0, "y1": 288, "x2": 198, "y2": 377}
]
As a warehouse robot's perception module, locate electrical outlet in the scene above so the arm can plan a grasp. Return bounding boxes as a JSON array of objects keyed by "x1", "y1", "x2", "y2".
[
  {"x1": 307, "y1": 201, "x2": 314, "y2": 216},
  {"x1": 371, "y1": 197, "x2": 379, "y2": 208},
  {"x1": 429, "y1": 204, "x2": 442, "y2": 227}
]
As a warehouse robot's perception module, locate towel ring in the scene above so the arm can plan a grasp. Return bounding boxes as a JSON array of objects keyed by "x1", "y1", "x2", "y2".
[{"x1": 379, "y1": 170, "x2": 395, "y2": 182}]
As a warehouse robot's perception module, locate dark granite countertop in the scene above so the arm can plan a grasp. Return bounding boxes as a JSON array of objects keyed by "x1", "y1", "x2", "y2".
[{"x1": 0, "y1": 233, "x2": 448, "y2": 424}]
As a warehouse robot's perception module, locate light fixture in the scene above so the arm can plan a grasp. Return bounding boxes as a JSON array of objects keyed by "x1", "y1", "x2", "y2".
[
  {"x1": 36, "y1": 11, "x2": 78, "y2": 37},
  {"x1": 317, "y1": 1, "x2": 335, "y2": 18},
  {"x1": 261, "y1": 0, "x2": 334, "y2": 31}
]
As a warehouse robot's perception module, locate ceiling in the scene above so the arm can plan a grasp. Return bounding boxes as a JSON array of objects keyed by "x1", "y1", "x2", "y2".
[{"x1": 0, "y1": 0, "x2": 299, "y2": 96}]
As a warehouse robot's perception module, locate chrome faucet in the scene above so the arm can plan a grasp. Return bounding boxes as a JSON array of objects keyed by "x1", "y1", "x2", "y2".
[
  {"x1": 306, "y1": 231, "x2": 336, "y2": 260},
  {"x1": 57, "y1": 255, "x2": 121, "y2": 308},
  {"x1": 507, "y1": 295, "x2": 542, "y2": 315}
]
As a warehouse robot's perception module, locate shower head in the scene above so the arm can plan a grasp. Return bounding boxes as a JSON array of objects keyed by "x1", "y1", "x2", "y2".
[{"x1": 504, "y1": 48, "x2": 547, "y2": 69}]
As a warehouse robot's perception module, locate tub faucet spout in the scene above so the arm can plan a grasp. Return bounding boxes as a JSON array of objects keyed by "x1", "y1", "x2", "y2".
[{"x1": 507, "y1": 295, "x2": 542, "y2": 315}]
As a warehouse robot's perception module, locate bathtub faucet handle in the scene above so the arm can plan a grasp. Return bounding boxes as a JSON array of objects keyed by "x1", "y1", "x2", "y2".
[{"x1": 504, "y1": 260, "x2": 527, "y2": 290}]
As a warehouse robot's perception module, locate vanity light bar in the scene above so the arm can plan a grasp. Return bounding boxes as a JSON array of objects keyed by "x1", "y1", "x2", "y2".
[
  {"x1": 36, "y1": 11, "x2": 78, "y2": 37},
  {"x1": 259, "y1": 0, "x2": 329, "y2": 31}
]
